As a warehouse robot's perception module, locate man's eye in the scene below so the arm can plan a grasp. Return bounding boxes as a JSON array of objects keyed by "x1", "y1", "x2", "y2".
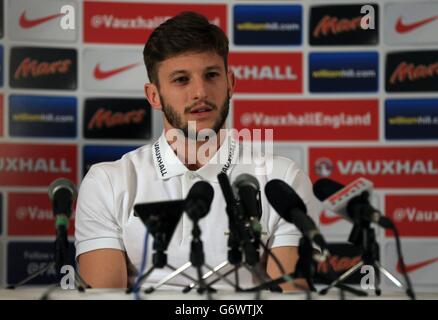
[
  {"x1": 173, "y1": 76, "x2": 188, "y2": 83},
  {"x1": 206, "y1": 72, "x2": 219, "y2": 79}
]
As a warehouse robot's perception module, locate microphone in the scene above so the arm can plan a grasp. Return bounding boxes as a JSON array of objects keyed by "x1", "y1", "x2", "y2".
[
  {"x1": 184, "y1": 180, "x2": 214, "y2": 221},
  {"x1": 48, "y1": 177, "x2": 77, "y2": 230},
  {"x1": 218, "y1": 172, "x2": 243, "y2": 265},
  {"x1": 265, "y1": 179, "x2": 329, "y2": 256},
  {"x1": 313, "y1": 177, "x2": 393, "y2": 229},
  {"x1": 184, "y1": 181, "x2": 214, "y2": 290},
  {"x1": 218, "y1": 172, "x2": 261, "y2": 265},
  {"x1": 48, "y1": 178, "x2": 77, "y2": 271},
  {"x1": 232, "y1": 173, "x2": 262, "y2": 234}
]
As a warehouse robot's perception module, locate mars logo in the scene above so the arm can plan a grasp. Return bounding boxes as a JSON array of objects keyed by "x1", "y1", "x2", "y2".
[
  {"x1": 14, "y1": 58, "x2": 71, "y2": 80},
  {"x1": 84, "y1": 99, "x2": 151, "y2": 139},
  {"x1": 310, "y1": 4, "x2": 378, "y2": 45},
  {"x1": 314, "y1": 243, "x2": 364, "y2": 284},
  {"x1": 386, "y1": 51, "x2": 438, "y2": 92},
  {"x1": 9, "y1": 47, "x2": 77, "y2": 90},
  {"x1": 309, "y1": 147, "x2": 438, "y2": 188},
  {"x1": 389, "y1": 61, "x2": 438, "y2": 85},
  {"x1": 314, "y1": 157, "x2": 333, "y2": 178},
  {"x1": 229, "y1": 52, "x2": 302, "y2": 93},
  {"x1": 88, "y1": 108, "x2": 145, "y2": 129}
]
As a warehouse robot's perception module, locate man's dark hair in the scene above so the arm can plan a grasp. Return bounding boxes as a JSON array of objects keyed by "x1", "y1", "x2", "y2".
[{"x1": 143, "y1": 11, "x2": 229, "y2": 85}]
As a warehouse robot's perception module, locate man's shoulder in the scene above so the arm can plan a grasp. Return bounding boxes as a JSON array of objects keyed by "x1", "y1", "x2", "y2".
[{"x1": 268, "y1": 154, "x2": 302, "y2": 178}]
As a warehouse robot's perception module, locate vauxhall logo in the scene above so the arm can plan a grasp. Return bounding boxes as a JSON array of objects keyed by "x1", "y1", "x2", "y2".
[
  {"x1": 230, "y1": 65, "x2": 297, "y2": 80},
  {"x1": 316, "y1": 158, "x2": 438, "y2": 177},
  {"x1": 0, "y1": 157, "x2": 71, "y2": 173}
]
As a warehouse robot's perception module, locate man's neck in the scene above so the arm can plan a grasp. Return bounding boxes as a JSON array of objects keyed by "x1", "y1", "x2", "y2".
[{"x1": 164, "y1": 128, "x2": 227, "y2": 171}]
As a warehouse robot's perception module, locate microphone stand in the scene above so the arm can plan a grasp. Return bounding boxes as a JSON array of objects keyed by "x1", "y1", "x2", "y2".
[
  {"x1": 182, "y1": 217, "x2": 243, "y2": 294},
  {"x1": 7, "y1": 222, "x2": 90, "y2": 297},
  {"x1": 191, "y1": 209, "x2": 280, "y2": 295},
  {"x1": 319, "y1": 215, "x2": 405, "y2": 297},
  {"x1": 127, "y1": 231, "x2": 201, "y2": 294},
  {"x1": 242, "y1": 235, "x2": 367, "y2": 299},
  {"x1": 137, "y1": 221, "x2": 219, "y2": 295}
]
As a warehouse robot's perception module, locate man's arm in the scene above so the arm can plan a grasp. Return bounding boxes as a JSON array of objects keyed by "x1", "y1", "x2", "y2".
[
  {"x1": 267, "y1": 246, "x2": 308, "y2": 292},
  {"x1": 78, "y1": 248, "x2": 128, "y2": 288}
]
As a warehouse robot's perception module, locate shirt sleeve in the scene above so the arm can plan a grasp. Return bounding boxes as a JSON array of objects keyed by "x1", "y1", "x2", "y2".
[
  {"x1": 74, "y1": 165, "x2": 125, "y2": 259},
  {"x1": 267, "y1": 161, "x2": 322, "y2": 249}
]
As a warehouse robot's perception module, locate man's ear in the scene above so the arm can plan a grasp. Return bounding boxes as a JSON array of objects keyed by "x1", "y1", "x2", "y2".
[
  {"x1": 227, "y1": 69, "x2": 236, "y2": 98},
  {"x1": 144, "y1": 83, "x2": 162, "y2": 111}
]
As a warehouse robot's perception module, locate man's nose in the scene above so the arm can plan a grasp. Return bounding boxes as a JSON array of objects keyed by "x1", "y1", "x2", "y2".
[{"x1": 191, "y1": 77, "x2": 208, "y2": 101}]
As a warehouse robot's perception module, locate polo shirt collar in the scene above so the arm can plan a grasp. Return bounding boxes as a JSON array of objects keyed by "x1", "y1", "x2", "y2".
[{"x1": 152, "y1": 129, "x2": 238, "y2": 182}]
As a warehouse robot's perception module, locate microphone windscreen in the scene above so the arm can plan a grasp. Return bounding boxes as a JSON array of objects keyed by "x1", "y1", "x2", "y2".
[
  {"x1": 313, "y1": 178, "x2": 344, "y2": 201},
  {"x1": 186, "y1": 180, "x2": 214, "y2": 219},
  {"x1": 217, "y1": 172, "x2": 236, "y2": 205},
  {"x1": 232, "y1": 173, "x2": 260, "y2": 192},
  {"x1": 265, "y1": 179, "x2": 306, "y2": 223},
  {"x1": 48, "y1": 178, "x2": 77, "y2": 201},
  {"x1": 232, "y1": 173, "x2": 261, "y2": 219},
  {"x1": 187, "y1": 180, "x2": 214, "y2": 204}
]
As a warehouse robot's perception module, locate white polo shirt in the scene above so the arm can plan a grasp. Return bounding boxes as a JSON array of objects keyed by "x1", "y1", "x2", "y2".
[{"x1": 75, "y1": 130, "x2": 320, "y2": 287}]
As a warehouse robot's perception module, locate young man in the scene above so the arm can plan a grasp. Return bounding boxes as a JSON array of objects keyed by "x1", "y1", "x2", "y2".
[{"x1": 75, "y1": 12, "x2": 320, "y2": 291}]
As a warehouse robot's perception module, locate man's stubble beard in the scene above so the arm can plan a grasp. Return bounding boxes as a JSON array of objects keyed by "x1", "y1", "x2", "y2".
[{"x1": 160, "y1": 93, "x2": 230, "y2": 140}]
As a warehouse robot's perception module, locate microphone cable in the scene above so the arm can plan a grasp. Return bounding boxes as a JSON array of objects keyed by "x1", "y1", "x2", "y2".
[
  {"x1": 131, "y1": 231, "x2": 149, "y2": 300},
  {"x1": 385, "y1": 219, "x2": 416, "y2": 300}
]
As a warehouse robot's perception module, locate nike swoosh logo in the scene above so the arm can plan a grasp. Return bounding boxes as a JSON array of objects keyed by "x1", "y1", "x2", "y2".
[
  {"x1": 19, "y1": 10, "x2": 66, "y2": 29},
  {"x1": 319, "y1": 210, "x2": 343, "y2": 225},
  {"x1": 395, "y1": 15, "x2": 438, "y2": 34},
  {"x1": 397, "y1": 257, "x2": 438, "y2": 274},
  {"x1": 93, "y1": 62, "x2": 141, "y2": 80}
]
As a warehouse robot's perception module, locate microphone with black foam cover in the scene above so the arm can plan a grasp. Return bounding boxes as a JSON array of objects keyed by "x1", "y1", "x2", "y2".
[
  {"x1": 184, "y1": 180, "x2": 214, "y2": 221},
  {"x1": 265, "y1": 179, "x2": 329, "y2": 255},
  {"x1": 48, "y1": 177, "x2": 77, "y2": 230},
  {"x1": 313, "y1": 177, "x2": 393, "y2": 229},
  {"x1": 217, "y1": 172, "x2": 243, "y2": 265},
  {"x1": 232, "y1": 173, "x2": 262, "y2": 234},
  {"x1": 48, "y1": 178, "x2": 77, "y2": 271}
]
